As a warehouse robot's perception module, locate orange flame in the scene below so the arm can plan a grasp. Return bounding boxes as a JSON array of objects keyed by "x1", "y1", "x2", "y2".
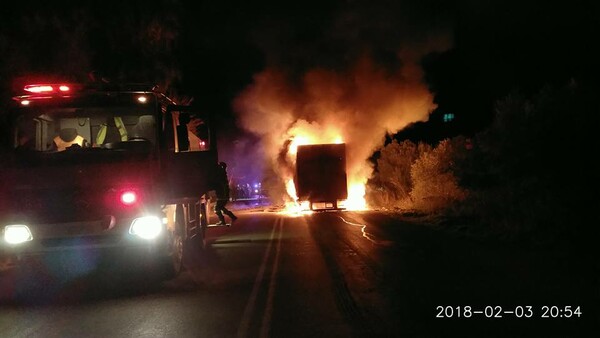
[
  {"x1": 282, "y1": 178, "x2": 313, "y2": 215},
  {"x1": 281, "y1": 128, "x2": 368, "y2": 213},
  {"x1": 234, "y1": 56, "x2": 440, "y2": 216},
  {"x1": 285, "y1": 178, "x2": 298, "y2": 202},
  {"x1": 345, "y1": 182, "x2": 367, "y2": 211}
]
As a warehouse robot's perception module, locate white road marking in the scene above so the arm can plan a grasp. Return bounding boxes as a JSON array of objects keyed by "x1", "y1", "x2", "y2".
[
  {"x1": 260, "y1": 218, "x2": 284, "y2": 338},
  {"x1": 237, "y1": 217, "x2": 283, "y2": 338}
]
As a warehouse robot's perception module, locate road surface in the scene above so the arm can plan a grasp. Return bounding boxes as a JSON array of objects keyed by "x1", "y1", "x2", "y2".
[{"x1": 1, "y1": 208, "x2": 597, "y2": 337}]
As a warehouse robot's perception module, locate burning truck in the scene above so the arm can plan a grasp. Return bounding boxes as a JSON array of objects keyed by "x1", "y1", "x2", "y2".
[{"x1": 294, "y1": 143, "x2": 348, "y2": 211}]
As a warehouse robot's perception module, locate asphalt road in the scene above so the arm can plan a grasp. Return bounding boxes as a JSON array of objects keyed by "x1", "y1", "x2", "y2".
[{"x1": 0, "y1": 208, "x2": 598, "y2": 337}]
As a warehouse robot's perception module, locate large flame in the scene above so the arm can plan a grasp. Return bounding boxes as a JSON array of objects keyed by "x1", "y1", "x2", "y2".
[
  {"x1": 284, "y1": 178, "x2": 311, "y2": 215},
  {"x1": 281, "y1": 125, "x2": 367, "y2": 213},
  {"x1": 285, "y1": 178, "x2": 298, "y2": 202},
  {"x1": 346, "y1": 182, "x2": 367, "y2": 211},
  {"x1": 234, "y1": 55, "x2": 439, "y2": 214}
]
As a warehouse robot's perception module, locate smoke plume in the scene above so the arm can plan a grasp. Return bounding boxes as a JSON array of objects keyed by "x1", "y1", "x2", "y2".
[{"x1": 233, "y1": 1, "x2": 453, "y2": 204}]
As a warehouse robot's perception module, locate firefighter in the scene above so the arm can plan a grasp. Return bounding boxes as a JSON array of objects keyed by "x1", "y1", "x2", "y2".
[
  {"x1": 53, "y1": 128, "x2": 88, "y2": 151},
  {"x1": 213, "y1": 162, "x2": 237, "y2": 226}
]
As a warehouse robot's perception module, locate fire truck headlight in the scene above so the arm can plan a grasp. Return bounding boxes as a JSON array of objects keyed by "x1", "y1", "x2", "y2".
[
  {"x1": 4, "y1": 224, "x2": 33, "y2": 244},
  {"x1": 129, "y1": 216, "x2": 162, "y2": 240}
]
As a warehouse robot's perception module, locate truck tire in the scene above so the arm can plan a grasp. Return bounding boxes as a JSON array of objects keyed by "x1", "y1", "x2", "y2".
[
  {"x1": 198, "y1": 200, "x2": 208, "y2": 249},
  {"x1": 160, "y1": 204, "x2": 186, "y2": 280}
]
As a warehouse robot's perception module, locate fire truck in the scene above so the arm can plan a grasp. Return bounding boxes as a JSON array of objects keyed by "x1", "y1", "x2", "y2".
[
  {"x1": 295, "y1": 143, "x2": 348, "y2": 211},
  {"x1": 0, "y1": 80, "x2": 218, "y2": 287}
]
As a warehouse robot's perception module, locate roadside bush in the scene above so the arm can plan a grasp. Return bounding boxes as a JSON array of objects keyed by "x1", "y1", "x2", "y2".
[
  {"x1": 367, "y1": 81, "x2": 600, "y2": 246},
  {"x1": 410, "y1": 138, "x2": 467, "y2": 212},
  {"x1": 366, "y1": 139, "x2": 430, "y2": 208},
  {"x1": 458, "y1": 82, "x2": 600, "y2": 242},
  {"x1": 366, "y1": 137, "x2": 467, "y2": 213}
]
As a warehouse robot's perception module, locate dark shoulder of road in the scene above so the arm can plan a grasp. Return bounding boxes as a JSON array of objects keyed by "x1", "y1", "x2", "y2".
[{"x1": 310, "y1": 209, "x2": 599, "y2": 338}]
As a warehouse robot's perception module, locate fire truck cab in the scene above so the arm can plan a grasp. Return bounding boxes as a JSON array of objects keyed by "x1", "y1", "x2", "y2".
[{"x1": 0, "y1": 81, "x2": 218, "y2": 286}]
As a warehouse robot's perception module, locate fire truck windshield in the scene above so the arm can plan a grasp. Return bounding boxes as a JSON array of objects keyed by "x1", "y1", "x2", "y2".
[{"x1": 13, "y1": 105, "x2": 158, "y2": 153}]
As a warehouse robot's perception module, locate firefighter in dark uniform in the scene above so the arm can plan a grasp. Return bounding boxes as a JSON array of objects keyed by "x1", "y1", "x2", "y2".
[{"x1": 214, "y1": 162, "x2": 237, "y2": 226}]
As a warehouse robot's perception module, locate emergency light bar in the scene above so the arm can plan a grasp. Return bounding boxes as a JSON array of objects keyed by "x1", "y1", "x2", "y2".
[{"x1": 24, "y1": 84, "x2": 71, "y2": 94}]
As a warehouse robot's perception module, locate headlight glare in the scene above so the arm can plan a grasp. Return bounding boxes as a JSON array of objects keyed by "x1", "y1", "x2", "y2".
[
  {"x1": 4, "y1": 224, "x2": 33, "y2": 244},
  {"x1": 129, "y1": 216, "x2": 162, "y2": 240}
]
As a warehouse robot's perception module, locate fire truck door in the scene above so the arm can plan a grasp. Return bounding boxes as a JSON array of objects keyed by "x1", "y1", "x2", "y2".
[{"x1": 162, "y1": 106, "x2": 218, "y2": 200}]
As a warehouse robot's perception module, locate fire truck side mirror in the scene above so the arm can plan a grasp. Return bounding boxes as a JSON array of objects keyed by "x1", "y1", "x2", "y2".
[
  {"x1": 165, "y1": 106, "x2": 212, "y2": 153},
  {"x1": 177, "y1": 124, "x2": 190, "y2": 151},
  {"x1": 164, "y1": 109, "x2": 191, "y2": 152},
  {"x1": 176, "y1": 112, "x2": 192, "y2": 151}
]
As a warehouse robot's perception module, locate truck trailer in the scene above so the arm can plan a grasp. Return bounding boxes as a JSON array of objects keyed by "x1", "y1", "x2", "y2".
[{"x1": 294, "y1": 143, "x2": 348, "y2": 211}]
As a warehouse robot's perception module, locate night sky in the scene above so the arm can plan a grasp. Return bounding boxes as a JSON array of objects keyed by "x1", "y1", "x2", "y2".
[
  {"x1": 176, "y1": 1, "x2": 600, "y2": 176},
  {"x1": 2, "y1": 1, "x2": 597, "y2": 128},
  {"x1": 178, "y1": 0, "x2": 454, "y2": 134},
  {"x1": 1, "y1": 0, "x2": 599, "y2": 179},
  {"x1": 178, "y1": 1, "x2": 600, "y2": 146}
]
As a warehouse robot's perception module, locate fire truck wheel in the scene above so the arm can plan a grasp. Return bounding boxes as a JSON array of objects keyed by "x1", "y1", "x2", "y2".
[
  {"x1": 169, "y1": 230, "x2": 185, "y2": 277},
  {"x1": 160, "y1": 205, "x2": 186, "y2": 279},
  {"x1": 197, "y1": 201, "x2": 208, "y2": 249}
]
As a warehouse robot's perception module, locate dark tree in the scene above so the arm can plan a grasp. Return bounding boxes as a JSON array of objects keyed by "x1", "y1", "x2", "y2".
[{"x1": 0, "y1": 0, "x2": 184, "y2": 98}]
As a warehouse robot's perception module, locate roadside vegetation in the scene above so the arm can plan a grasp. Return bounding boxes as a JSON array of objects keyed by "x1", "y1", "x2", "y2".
[{"x1": 367, "y1": 81, "x2": 599, "y2": 246}]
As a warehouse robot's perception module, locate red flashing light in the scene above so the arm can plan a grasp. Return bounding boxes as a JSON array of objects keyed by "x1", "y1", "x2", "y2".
[
  {"x1": 120, "y1": 191, "x2": 138, "y2": 206},
  {"x1": 24, "y1": 84, "x2": 71, "y2": 94}
]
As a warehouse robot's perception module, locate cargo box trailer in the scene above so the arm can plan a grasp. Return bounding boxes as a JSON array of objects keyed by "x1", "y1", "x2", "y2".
[{"x1": 294, "y1": 143, "x2": 347, "y2": 210}]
